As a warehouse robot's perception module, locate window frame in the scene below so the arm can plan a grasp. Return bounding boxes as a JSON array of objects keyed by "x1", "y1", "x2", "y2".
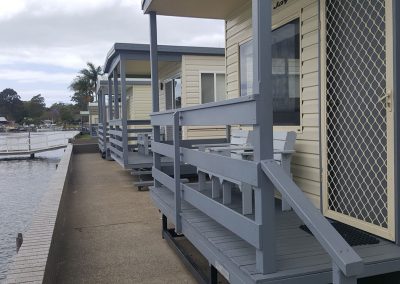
[
  {"x1": 238, "y1": 12, "x2": 302, "y2": 132},
  {"x1": 164, "y1": 74, "x2": 182, "y2": 110},
  {"x1": 199, "y1": 71, "x2": 226, "y2": 104}
]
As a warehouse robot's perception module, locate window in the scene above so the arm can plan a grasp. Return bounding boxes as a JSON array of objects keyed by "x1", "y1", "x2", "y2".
[
  {"x1": 173, "y1": 78, "x2": 182, "y2": 109},
  {"x1": 165, "y1": 77, "x2": 182, "y2": 110},
  {"x1": 201, "y1": 73, "x2": 226, "y2": 104},
  {"x1": 239, "y1": 18, "x2": 300, "y2": 126}
]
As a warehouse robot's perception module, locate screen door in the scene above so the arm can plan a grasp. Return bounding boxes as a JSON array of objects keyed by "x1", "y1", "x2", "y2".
[{"x1": 322, "y1": 0, "x2": 395, "y2": 240}]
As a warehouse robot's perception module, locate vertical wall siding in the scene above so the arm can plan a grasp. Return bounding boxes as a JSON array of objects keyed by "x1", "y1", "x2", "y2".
[
  {"x1": 181, "y1": 55, "x2": 227, "y2": 139},
  {"x1": 131, "y1": 84, "x2": 152, "y2": 120},
  {"x1": 226, "y1": 0, "x2": 321, "y2": 207},
  {"x1": 127, "y1": 85, "x2": 152, "y2": 145}
]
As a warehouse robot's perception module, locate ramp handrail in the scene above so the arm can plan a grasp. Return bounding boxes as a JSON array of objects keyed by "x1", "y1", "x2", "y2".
[{"x1": 261, "y1": 159, "x2": 364, "y2": 278}]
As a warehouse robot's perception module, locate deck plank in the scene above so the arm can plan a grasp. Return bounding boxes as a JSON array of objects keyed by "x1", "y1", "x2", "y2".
[{"x1": 150, "y1": 185, "x2": 400, "y2": 283}]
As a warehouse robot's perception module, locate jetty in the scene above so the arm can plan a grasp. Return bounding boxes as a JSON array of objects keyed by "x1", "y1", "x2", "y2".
[
  {"x1": 0, "y1": 132, "x2": 78, "y2": 158},
  {"x1": 5, "y1": 143, "x2": 197, "y2": 283}
]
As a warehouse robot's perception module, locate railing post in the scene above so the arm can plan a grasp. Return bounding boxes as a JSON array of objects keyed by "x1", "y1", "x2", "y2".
[
  {"x1": 332, "y1": 263, "x2": 357, "y2": 284},
  {"x1": 252, "y1": 0, "x2": 276, "y2": 274},
  {"x1": 28, "y1": 131, "x2": 31, "y2": 151},
  {"x1": 173, "y1": 112, "x2": 182, "y2": 234},
  {"x1": 149, "y1": 11, "x2": 162, "y2": 187}
]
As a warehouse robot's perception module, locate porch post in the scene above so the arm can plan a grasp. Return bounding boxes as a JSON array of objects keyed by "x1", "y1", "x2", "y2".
[
  {"x1": 149, "y1": 11, "x2": 161, "y2": 187},
  {"x1": 252, "y1": 0, "x2": 276, "y2": 274},
  {"x1": 173, "y1": 111, "x2": 182, "y2": 233},
  {"x1": 98, "y1": 91, "x2": 102, "y2": 124},
  {"x1": 101, "y1": 89, "x2": 107, "y2": 153},
  {"x1": 120, "y1": 58, "x2": 129, "y2": 166},
  {"x1": 106, "y1": 76, "x2": 113, "y2": 159},
  {"x1": 113, "y1": 69, "x2": 120, "y2": 119},
  {"x1": 393, "y1": 0, "x2": 400, "y2": 245},
  {"x1": 108, "y1": 76, "x2": 113, "y2": 121}
]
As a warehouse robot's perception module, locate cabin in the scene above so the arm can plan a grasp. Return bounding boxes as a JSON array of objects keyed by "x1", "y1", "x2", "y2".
[
  {"x1": 142, "y1": 0, "x2": 400, "y2": 283},
  {"x1": 88, "y1": 102, "x2": 99, "y2": 137},
  {"x1": 99, "y1": 43, "x2": 226, "y2": 170},
  {"x1": 96, "y1": 78, "x2": 150, "y2": 160}
]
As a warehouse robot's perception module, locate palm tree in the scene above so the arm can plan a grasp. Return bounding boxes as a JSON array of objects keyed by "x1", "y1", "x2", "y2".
[
  {"x1": 79, "y1": 62, "x2": 103, "y2": 94},
  {"x1": 69, "y1": 62, "x2": 102, "y2": 109}
]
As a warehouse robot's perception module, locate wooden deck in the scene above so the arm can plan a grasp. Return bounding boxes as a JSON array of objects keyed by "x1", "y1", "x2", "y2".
[
  {"x1": 150, "y1": 183, "x2": 400, "y2": 284},
  {"x1": 111, "y1": 151, "x2": 173, "y2": 169}
]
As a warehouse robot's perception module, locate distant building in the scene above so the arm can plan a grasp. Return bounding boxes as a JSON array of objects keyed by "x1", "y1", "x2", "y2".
[{"x1": 0, "y1": 117, "x2": 8, "y2": 125}]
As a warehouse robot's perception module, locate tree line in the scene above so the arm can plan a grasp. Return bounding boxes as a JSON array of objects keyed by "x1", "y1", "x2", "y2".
[
  {"x1": 0, "y1": 88, "x2": 79, "y2": 125},
  {"x1": 0, "y1": 62, "x2": 102, "y2": 125}
]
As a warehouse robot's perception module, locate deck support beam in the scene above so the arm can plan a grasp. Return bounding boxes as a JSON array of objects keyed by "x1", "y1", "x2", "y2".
[
  {"x1": 252, "y1": 0, "x2": 276, "y2": 274},
  {"x1": 120, "y1": 60, "x2": 129, "y2": 166},
  {"x1": 149, "y1": 11, "x2": 162, "y2": 188}
]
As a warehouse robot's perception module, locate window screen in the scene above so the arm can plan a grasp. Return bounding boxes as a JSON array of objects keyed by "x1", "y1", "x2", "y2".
[
  {"x1": 201, "y1": 73, "x2": 215, "y2": 103},
  {"x1": 216, "y1": 74, "x2": 226, "y2": 102}
]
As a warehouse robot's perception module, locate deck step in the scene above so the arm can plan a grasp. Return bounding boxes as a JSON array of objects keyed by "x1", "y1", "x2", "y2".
[
  {"x1": 134, "y1": 178, "x2": 190, "y2": 188},
  {"x1": 131, "y1": 170, "x2": 152, "y2": 176}
]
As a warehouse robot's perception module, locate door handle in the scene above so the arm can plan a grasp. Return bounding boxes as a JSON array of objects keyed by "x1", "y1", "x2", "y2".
[{"x1": 379, "y1": 90, "x2": 392, "y2": 111}]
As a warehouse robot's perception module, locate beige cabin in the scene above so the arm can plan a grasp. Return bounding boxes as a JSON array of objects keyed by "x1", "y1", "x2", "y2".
[{"x1": 158, "y1": 54, "x2": 227, "y2": 140}]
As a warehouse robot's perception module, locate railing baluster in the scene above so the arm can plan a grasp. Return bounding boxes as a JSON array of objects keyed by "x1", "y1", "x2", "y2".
[{"x1": 173, "y1": 112, "x2": 182, "y2": 234}]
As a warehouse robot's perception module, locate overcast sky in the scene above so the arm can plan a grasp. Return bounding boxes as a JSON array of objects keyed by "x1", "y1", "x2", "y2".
[{"x1": 0, "y1": 0, "x2": 225, "y2": 106}]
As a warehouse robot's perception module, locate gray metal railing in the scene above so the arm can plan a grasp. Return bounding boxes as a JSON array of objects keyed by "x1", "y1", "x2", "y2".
[
  {"x1": 109, "y1": 119, "x2": 152, "y2": 164},
  {"x1": 150, "y1": 95, "x2": 363, "y2": 281}
]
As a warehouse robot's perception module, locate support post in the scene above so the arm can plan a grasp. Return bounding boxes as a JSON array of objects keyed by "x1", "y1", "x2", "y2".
[
  {"x1": 113, "y1": 69, "x2": 120, "y2": 119},
  {"x1": 101, "y1": 91, "x2": 107, "y2": 155},
  {"x1": 393, "y1": 0, "x2": 400, "y2": 245},
  {"x1": 98, "y1": 92, "x2": 102, "y2": 124},
  {"x1": 241, "y1": 183, "x2": 253, "y2": 215},
  {"x1": 252, "y1": 0, "x2": 276, "y2": 274},
  {"x1": 222, "y1": 182, "x2": 232, "y2": 205},
  {"x1": 332, "y1": 263, "x2": 357, "y2": 284},
  {"x1": 120, "y1": 59, "x2": 129, "y2": 166},
  {"x1": 173, "y1": 112, "x2": 182, "y2": 233},
  {"x1": 162, "y1": 214, "x2": 167, "y2": 239},
  {"x1": 211, "y1": 177, "x2": 221, "y2": 199},
  {"x1": 209, "y1": 265, "x2": 218, "y2": 284},
  {"x1": 198, "y1": 171, "x2": 206, "y2": 191},
  {"x1": 149, "y1": 11, "x2": 162, "y2": 187},
  {"x1": 107, "y1": 77, "x2": 113, "y2": 160},
  {"x1": 108, "y1": 77, "x2": 113, "y2": 121}
]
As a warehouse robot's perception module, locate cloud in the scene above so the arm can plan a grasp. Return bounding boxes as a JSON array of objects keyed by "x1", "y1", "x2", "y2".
[
  {"x1": 0, "y1": 0, "x2": 225, "y2": 106},
  {"x1": 0, "y1": 69, "x2": 75, "y2": 84}
]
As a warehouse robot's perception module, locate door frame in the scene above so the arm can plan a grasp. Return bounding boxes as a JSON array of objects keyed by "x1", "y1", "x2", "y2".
[{"x1": 320, "y1": 0, "x2": 396, "y2": 241}]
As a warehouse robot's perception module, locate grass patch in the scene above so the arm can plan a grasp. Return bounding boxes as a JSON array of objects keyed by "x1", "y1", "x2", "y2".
[{"x1": 76, "y1": 134, "x2": 92, "y2": 140}]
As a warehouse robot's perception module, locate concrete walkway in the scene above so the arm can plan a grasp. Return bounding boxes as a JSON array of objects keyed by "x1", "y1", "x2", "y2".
[{"x1": 55, "y1": 153, "x2": 196, "y2": 283}]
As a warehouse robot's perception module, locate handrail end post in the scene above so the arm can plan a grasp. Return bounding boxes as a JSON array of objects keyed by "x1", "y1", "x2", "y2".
[{"x1": 332, "y1": 263, "x2": 358, "y2": 284}]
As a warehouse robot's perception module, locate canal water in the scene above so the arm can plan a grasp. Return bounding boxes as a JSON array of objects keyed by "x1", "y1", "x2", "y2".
[{"x1": 0, "y1": 148, "x2": 66, "y2": 281}]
